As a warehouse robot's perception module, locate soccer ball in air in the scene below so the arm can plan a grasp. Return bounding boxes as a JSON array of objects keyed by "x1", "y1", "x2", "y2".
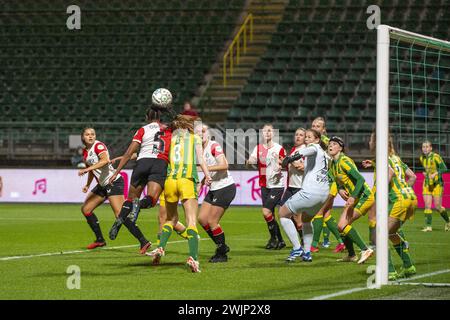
[{"x1": 152, "y1": 88, "x2": 173, "y2": 109}]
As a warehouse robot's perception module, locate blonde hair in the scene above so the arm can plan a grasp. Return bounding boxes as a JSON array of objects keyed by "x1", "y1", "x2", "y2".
[{"x1": 171, "y1": 115, "x2": 194, "y2": 133}]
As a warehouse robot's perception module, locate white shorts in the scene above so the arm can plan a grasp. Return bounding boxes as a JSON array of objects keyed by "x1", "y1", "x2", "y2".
[{"x1": 285, "y1": 190, "x2": 328, "y2": 217}]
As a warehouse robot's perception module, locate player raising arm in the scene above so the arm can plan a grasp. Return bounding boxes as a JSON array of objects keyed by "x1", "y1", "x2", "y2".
[
  {"x1": 278, "y1": 129, "x2": 330, "y2": 262},
  {"x1": 107, "y1": 107, "x2": 172, "y2": 253},
  {"x1": 78, "y1": 127, "x2": 150, "y2": 252}
]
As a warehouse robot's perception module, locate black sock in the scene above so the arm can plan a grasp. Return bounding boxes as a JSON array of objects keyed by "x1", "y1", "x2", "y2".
[
  {"x1": 85, "y1": 213, "x2": 104, "y2": 242},
  {"x1": 201, "y1": 224, "x2": 215, "y2": 241},
  {"x1": 118, "y1": 200, "x2": 133, "y2": 221},
  {"x1": 275, "y1": 221, "x2": 284, "y2": 242},
  {"x1": 139, "y1": 196, "x2": 156, "y2": 209},
  {"x1": 123, "y1": 218, "x2": 148, "y2": 247},
  {"x1": 298, "y1": 229, "x2": 304, "y2": 246},
  {"x1": 343, "y1": 235, "x2": 355, "y2": 257},
  {"x1": 213, "y1": 232, "x2": 227, "y2": 254},
  {"x1": 267, "y1": 219, "x2": 278, "y2": 239}
]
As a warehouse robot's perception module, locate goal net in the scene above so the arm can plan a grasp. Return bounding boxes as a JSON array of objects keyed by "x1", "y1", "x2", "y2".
[{"x1": 376, "y1": 25, "x2": 450, "y2": 288}]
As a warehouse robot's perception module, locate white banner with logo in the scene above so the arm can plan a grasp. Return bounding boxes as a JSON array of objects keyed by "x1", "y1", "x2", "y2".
[{"x1": 0, "y1": 169, "x2": 378, "y2": 206}]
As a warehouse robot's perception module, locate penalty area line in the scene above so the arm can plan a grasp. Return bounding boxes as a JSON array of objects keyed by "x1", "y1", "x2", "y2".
[
  {"x1": 0, "y1": 238, "x2": 209, "y2": 262},
  {"x1": 310, "y1": 269, "x2": 450, "y2": 300}
]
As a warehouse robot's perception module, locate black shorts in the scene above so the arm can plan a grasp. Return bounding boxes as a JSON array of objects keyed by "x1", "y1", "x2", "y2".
[
  {"x1": 203, "y1": 184, "x2": 237, "y2": 209},
  {"x1": 261, "y1": 187, "x2": 284, "y2": 212},
  {"x1": 92, "y1": 176, "x2": 124, "y2": 198},
  {"x1": 280, "y1": 187, "x2": 301, "y2": 206},
  {"x1": 130, "y1": 158, "x2": 168, "y2": 188}
]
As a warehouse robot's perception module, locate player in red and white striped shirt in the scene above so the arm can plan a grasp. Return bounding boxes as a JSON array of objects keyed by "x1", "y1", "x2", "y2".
[
  {"x1": 78, "y1": 127, "x2": 151, "y2": 252},
  {"x1": 247, "y1": 124, "x2": 286, "y2": 250},
  {"x1": 108, "y1": 107, "x2": 172, "y2": 244}
]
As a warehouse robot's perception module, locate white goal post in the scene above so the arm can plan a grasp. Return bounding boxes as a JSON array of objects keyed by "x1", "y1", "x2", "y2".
[{"x1": 376, "y1": 25, "x2": 450, "y2": 288}]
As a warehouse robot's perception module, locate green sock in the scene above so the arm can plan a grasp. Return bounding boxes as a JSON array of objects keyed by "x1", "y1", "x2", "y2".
[
  {"x1": 311, "y1": 216, "x2": 324, "y2": 247},
  {"x1": 388, "y1": 249, "x2": 396, "y2": 273},
  {"x1": 345, "y1": 226, "x2": 368, "y2": 251},
  {"x1": 159, "y1": 224, "x2": 173, "y2": 248},
  {"x1": 325, "y1": 216, "x2": 344, "y2": 244},
  {"x1": 156, "y1": 232, "x2": 161, "y2": 246},
  {"x1": 439, "y1": 209, "x2": 450, "y2": 223},
  {"x1": 425, "y1": 209, "x2": 432, "y2": 226},
  {"x1": 187, "y1": 227, "x2": 199, "y2": 260},
  {"x1": 323, "y1": 223, "x2": 330, "y2": 242},
  {"x1": 397, "y1": 228, "x2": 407, "y2": 242},
  {"x1": 393, "y1": 241, "x2": 413, "y2": 268}
]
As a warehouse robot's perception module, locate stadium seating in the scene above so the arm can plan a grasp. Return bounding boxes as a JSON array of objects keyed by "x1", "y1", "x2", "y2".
[
  {"x1": 0, "y1": 0, "x2": 245, "y2": 124},
  {"x1": 226, "y1": 0, "x2": 450, "y2": 146}
]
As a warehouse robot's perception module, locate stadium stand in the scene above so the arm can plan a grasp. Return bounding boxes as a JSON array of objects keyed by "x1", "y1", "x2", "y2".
[
  {"x1": 226, "y1": 0, "x2": 450, "y2": 158},
  {"x1": 0, "y1": 0, "x2": 246, "y2": 163}
]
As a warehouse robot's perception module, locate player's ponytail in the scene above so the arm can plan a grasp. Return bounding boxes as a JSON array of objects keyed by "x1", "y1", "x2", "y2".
[{"x1": 146, "y1": 107, "x2": 161, "y2": 122}]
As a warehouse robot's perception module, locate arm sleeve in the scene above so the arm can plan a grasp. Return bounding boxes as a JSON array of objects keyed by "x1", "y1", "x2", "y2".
[
  {"x1": 132, "y1": 127, "x2": 145, "y2": 144},
  {"x1": 299, "y1": 145, "x2": 318, "y2": 157},
  {"x1": 436, "y1": 155, "x2": 447, "y2": 173},
  {"x1": 211, "y1": 143, "x2": 224, "y2": 158},
  {"x1": 94, "y1": 142, "x2": 107, "y2": 156},
  {"x1": 343, "y1": 159, "x2": 366, "y2": 198}
]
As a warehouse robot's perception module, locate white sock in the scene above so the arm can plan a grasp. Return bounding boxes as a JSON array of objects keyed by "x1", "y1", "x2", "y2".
[
  {"x1": 302, "y1": 221, "x2": 313, "y2": 253},
  {"x1": 280, "y1": 217, "x2": 301, "y2": 250}
]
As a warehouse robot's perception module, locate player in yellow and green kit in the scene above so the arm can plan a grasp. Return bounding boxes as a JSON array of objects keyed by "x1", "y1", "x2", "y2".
[
  {"x1": 387, "y1": 146, "x2": 418, "y2": 280},
  {"x1": 328, "y1": 136, "x2": 374, "y2": 264},
  {"x1": 148, "y1": 115, "x2": 212, "y2": 273},
  {"x1": 420, "y1": 140, "x2": 449, "y2": 232}
]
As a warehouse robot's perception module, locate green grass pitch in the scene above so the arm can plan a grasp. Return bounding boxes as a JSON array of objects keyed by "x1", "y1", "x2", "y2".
[{"x1": 0, "y1": 204, "x2": 449, "y2": 300}]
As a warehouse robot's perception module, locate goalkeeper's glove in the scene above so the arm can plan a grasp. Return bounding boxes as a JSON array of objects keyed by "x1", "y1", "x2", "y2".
[{"x1": 281, "y1": 152, "x2": 302, "y2": 168}]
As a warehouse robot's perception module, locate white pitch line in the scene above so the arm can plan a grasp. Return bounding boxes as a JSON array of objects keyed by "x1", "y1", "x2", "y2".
[
  {"x1": 0, "y1": 238, "x2": 209, "y2": 262},
  {"x1": 310, "y1": 269, "x2": 450, "y2": 300}
]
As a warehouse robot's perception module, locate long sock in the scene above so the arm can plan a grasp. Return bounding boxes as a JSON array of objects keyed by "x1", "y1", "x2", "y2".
[
  {"x1": 311, "y1": 215, "x2": 323, "y2": 247},
  {"x1": 159, "y1": 223, "x2": 173, "y2": 248},
  {"x1": 388, "y1": 249, "x2": 396, "y2": 273},
  {"x1": 424, "y1": 209, "x2": 432, "y2": 226},
  {"x1": 118, "y1": 199, "x2": 133, "y2": 221},
  {"x1": 343, "y1": 225, "x2": 368, "y2": 251},
  {"x1": 156, "y1": 232, "x2": 161, "y2": 246},
  {"x1": 368, "y1": 220, "x2": 376, "y2": 246},
  {"x1": 123, "y1": 218, "x2": 148, "y2": 247},
  {"x1": 139, "y1": 195, "x2": 157, "y2": 209},
  {"x1": 438, "y1": 209, "x2": 450, "y2": 223},
  {"x1": 212, "y1": 225, "x2": 227, "y2": 254},
  {"x1": 342, "y1": 235, "x2": 355, "y2": 257},
  {"x1": 323, "y1": 222, "x2": 330, "y2": 242},
  {"x1": 200, "y1": 223, "x2": 215, "y2": 241},
  {"x1": 186, "y1": 227, "x2": 199, "y2": 260},
  {"x1": 275, "y1": 218, "x2": 284, "y2": 242},
  {"x1": 280, "y1": 217, "x2": 301, "y2": 250},
  {"x1": 302, "y1": 221, "x2": 313, "y2": 253},
  {"x1": 324, "y1": 215, "x2": 344, "y2": 244},
  {"x1": 264, "y1": 214, "x2": 278, "y2": 239},
  {"x1": 393, "y1": 240, "x2": 413, "y2": 268},
  {"x1": 297, "y1": 226, "x2": 304, "y2": 246},
  {"x1": 397, "y1": 228, "x2": 407, "y2": 243},
  {"x1": 84, "y1": 212, "x2": 104, "y2": 242}
]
